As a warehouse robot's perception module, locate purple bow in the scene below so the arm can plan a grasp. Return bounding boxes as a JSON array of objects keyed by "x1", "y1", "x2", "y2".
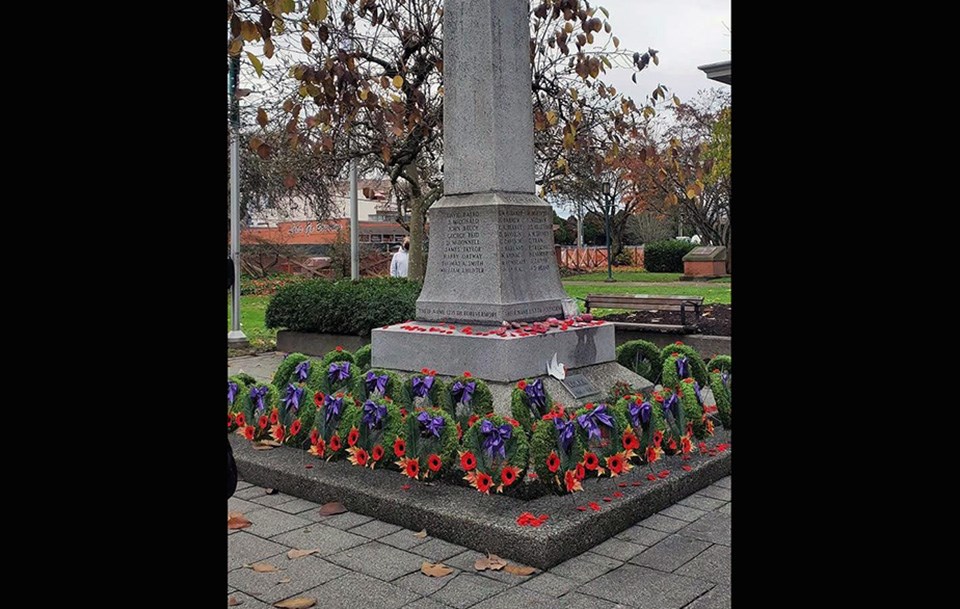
[
  {"x1": 295, "y1": 360, "x2": 311, "y2": 382},
  {"x1": 283, "y1": 384, "x2": 304, "y2": 414},
  {"x1": 676, "y1": 356, "x2": 689, "y2": 379},
  {"x1": 554, "y1": 417, "x2": 576, "y2": 455},
  {"x1": 228, "y1": 381, "x2": 239, "y2": 405},
  {"x1": 480, "y1": 419, "x2": 513, "y2": 459},
  {"x1": 451, "y1": 380, "x2": 475, "y2": 405},
  {"x1": 721, "y1": 371, "x2": 730, "y2": 389},
  {"x1": 693, "y1": 381, "x2": 703, "y2": 406},
  {"x1": 250, "y1": 386, "x2": 269, "y2": 413},
  {"x1": 323, "y1": 394, "x2": 345, "y2": 426},
  {"x1": 662, "y1": 393, "x2": 680, "y2": 420},
  {"x1": 577, "y1": 404, "x2": 614, "y2": 441},
  {"x1": 412, "y1": 375, "x2": 434, "y2": 399},
  {"x1": 365, "y1": 371, "x2": 389, "y2": 396},
  {"x1": 524, "y1": 379, "x2": 547, "y2": 410},
  {"x1": 361, "y1": 399, "x2": 388, "y2": 429},
  {"x1": 328, "y1": 361, "x2": 351, "y2": 383},
  {"x1": 417, "y1": 410, "x2": 445, "y2": 438},
  {"x1": 628, "y1": 400, "x2": 652, "y2": 429}
]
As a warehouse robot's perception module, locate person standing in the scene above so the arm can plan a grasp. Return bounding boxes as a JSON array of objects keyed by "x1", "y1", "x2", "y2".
[{"x1": 390, "y1": 237, "x2": 410, "y2": 278}]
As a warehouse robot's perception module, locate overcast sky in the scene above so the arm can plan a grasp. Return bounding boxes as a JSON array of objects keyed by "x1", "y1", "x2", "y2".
[{"x1": 596, "y1": 0, "x2": 730, "y2": 105}]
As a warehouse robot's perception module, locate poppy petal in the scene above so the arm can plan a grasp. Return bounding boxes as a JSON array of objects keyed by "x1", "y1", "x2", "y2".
[{"x1": 681, "y1": 465, "x2": 692, "y2": 472}]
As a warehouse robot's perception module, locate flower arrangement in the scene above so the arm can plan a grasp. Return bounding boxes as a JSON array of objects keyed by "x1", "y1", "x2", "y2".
[
  {"x1": 236, "y1": 382, "x2": 280, "y2": 442},
  {"x1": 572, "y1": 402, "x2": 633, "y2": 478},
  {"x1": 530, "y1": 406, "x2": 587, "y2": 493},
  {"x1": 460, "y1": 414, "x2": 529, "y2": 494},
  {"x1": 660, "y1": 343, "x2": 709, "y2": 387},
  {"x1": 227, "y1": 373, "x2": 258, "y2": 431},
  {"x1": 397, "y1": 406, "x2": 457, "y2": 481},
  {"x1": 678, "y1": 377, "x2": 712, "y2": 439},
  {"x1": 404, "y1": 369, "x2": 451, "y2": 411},
  {"x1": 652, "y1": 387, "x2": 687, "y2": 455},
  {"x1": 510, "y1": 378, "x2": 554, "y2": 434},
  {"x1": 444, "y1": 372, "x2": 494, "y2": 431},
  {"x1": 615, "y1": 394, "x2": 668, "y2": 461},
  {"x1": 271, "y1": 353, "x2": 324, "y2": 391},
  {"x1": 307, "y1": 390, "x2": 359, "y2": 460},
  {"x1": 615, "y1": 339, "x2": 663, "y2": 383},
  {"x1": 353, "y1": 368, "x2": 409, "y2": 406},
  {"x1": 319, "y1": 348, "x2": 358, "y2": 395},
  {"x1": 710, "y1": 368, "x2": 731, "y2": 429},
  {"x1": 345, "y1": 395, "x2": 404, "y2": 470},
  {"x1": 276, "y1": 382, "x2": 315, "y2": 447},
  {"x1": 706, "y1": 355, "x2": 731, "y2": 375}
]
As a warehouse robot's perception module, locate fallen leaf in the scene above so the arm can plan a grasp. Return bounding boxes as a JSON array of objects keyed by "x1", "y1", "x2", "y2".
[
  {"x1": 253, "y1": 443, "x2": 276, "y2": 451},
  {"x1": 273, "y1": 598, "x2": 316, "y2": 608},
  {"x1": 421, "y1": 562, "x2": 454, "y2": 577},
  {"x1": 318, "y1": 501, "x2": 347, "y2": 516},
  {"x1": 277, "y1": 578, "x2": 292, "y2": 584},
  {"x1": 287, "y1": 549, "x2": 318, "y2": 559},
  {"x1": 504, "y1": 564, "x2": 537, "y2": 576},
  {"x1": 265, "y1": 488, "x2": 278, "y2": 495},
  {"x1": 413, "y1": 529, "x2": 427, "y2": 538},
  {"x1": 250, "y1": 563, "x2": 279, "y2": 573},
  {"x1": 474, "y1": 553, "x2": 507, "y2": 571},
  {"x1": 228, "y1": 514, "x2": 252, "y2": 530},
  {"x1": 228, "y1": 596, "x2": 242, "y2": 606}
]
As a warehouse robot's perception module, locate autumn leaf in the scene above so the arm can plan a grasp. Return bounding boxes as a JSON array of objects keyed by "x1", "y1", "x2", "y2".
[
  {"x1": 247, "y1": 52, "x2": 264, "y2": 78},
  {"x1": 686, "y1": 187, "x2": 697, "y2": 199},
  {"x1": 227, "y1": 513, "x2": 252, "y2": 530},
  {"x1": 421, "y1": 562, "x2": 454, "y2": 577},
  {"x1": 413, "y1": 529, "x2": 428, "y2": 539},
  {"x1": 274, "y1": 598, "x2": 316, "y2": 609},
  {"x1": 474, "y1": 553, "x2": 507, "y2": 571},
  {"x1": 302, "y1": 36, "x2": 313, "y2": 53},
  {"x1": 229, "y1": 37, "x2": 243, "y2": 55},
  {"x1": 228, "y1": 596, "x2": 242, "y2": 606},
  {"x1": 241, "y1": 21, "x2": 260, "y2": 42},
  {"x1": 392, "y1": 75, "x2": 404, "y2": 89},
  {"x1": 504, "y1": 564, "x2": 537, "y2": 576},
  {"x1": 318, "y1": 501, "x2": 347, "y2": 516},
  {"x1": 287, "y1": 548, "x2": 319, "y2": 560},
  {"x1": 546, "y1": 111, "x2": 557, "y2": 125},
  {"x1": 613, "y1": 36, "x2": 620, "y2": 49},
  {"x1": 252, "y1": 439, "x2": 275, "y2": 449},
  {"x1": 307, "y1": 0, "x2": 327, "y2": 24},
  {"x1": 250, "y1": 563, "x2": 279, "y2": 573},
  {"x1": 673, "y1": 94, "x2": 681, "y2": 107},
  {"x1": 277, "y1": 578, "x2": 291, "y2": 584},
  {"x1": 264, "y1": 38, "x2": 275, "y2": 59}
]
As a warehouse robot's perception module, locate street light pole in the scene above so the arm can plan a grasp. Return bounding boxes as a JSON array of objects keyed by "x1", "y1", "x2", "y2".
[
  {"x1": 602, "y1": 181, "x2": 614, "y2": 282},
  {"x1": 228, "y1": 53, "x2": 248, "y2": 347}
]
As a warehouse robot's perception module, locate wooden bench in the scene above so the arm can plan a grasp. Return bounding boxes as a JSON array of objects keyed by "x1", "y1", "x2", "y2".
[{"x1": 583, "y1": 294, "x2": 704, "y2": 332}]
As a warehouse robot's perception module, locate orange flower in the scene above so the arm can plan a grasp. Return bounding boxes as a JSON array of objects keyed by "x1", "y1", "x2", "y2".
[
  {"x1": 393, "y1": 437, "x2": 406, "y2": 457},
  {"x1": 500, "y1": 465, "x2": 520, "y2": 487}
]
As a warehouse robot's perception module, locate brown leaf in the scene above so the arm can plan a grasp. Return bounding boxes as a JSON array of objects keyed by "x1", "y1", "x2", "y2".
[
  {"x1": 277, "y1": 578, "x2": 292, "y2": 584},
  {"x1": 229, "y1": 37, "x2": 243, "y2": 55},
  {"x1": 236, "y1": 88, "x2": 252, "y2": 99},
  {"x1": 284, "y1": 174, "x2": 297, "y2": 189},
  {"x1": 318, "y1": 501, "x2": 347, "y2": 516},
  {"x1": 228, "y1": 596, "x2": 242, "y2": 606},
  {"x1": 474, "y1": 553, "x2": 507, "y2": 571},
  {"x1": 362, "y1": 187, "x2": 373, "y2": 199},
  {"x1": 413, "y1": 529, "x2": 427, "y2": 539},
  {"x1": 504, "y1": 564, "x2": 537, "y2": 576},
  {"x1": 250, "y1": 563, "x2": 279, "y2": 573},
  {"x1": 301, "y1": 36, "x2": 313, "y2": 53},
  {"x1": 264, "y1": 38, "x2": 275, "y2": 59},
  {"x1": 257, "y1": 108, "x2": 269, "y2": 128},
  {"x1": 287, "y1": 549, "x2": 318, "y2": 560},
  {"x1": 227, "y1": 514, "x2": 252, "y2": 530},
  {"x1": 421, "y1": 562, "x2": 454, "y2": 578},
  {"x1": 252, "y1": 440, "x2": 276, "y2": 450},
  {"x1": 273, "y1": 598, "x2": 316, "y2": 609}
]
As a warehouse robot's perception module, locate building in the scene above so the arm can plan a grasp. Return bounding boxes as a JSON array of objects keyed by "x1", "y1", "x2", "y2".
[{"x1": 697, "y1": 60, "x2": 731, "y2": 85}]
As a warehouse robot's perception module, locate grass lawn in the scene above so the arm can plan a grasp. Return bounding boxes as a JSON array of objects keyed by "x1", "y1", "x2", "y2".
[
  {"x1": 227, "y1": 295, "x2": 276, "y2": 353},
  {"x1": 563, "y1": 271, "x2": 683, "y2": 282},
  {"x1": 562, "y1": 283, "x2": 731, "y2": 306}
]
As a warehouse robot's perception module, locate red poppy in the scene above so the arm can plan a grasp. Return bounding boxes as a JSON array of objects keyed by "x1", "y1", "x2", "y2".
[
  {"x1": 336, "y1": 346, "x2": 343, "y2": 352},
  {"x1": 227, "y1": 412, "x2": 234, "y2": 428},
  {"x1": 618, "y1": 482, "x2": 627, "y2": 488},
  {"x1": 671, "y1": 352, "x2": 679, "y2": 358},
  {"x1": 500, "y1": 465, "x2": 519, "y2": 487},
  {"x1": 575, "y1": 463, "x2": 586, "y2": 480},
  {"x1": 653, "y1": 430, "x2": 663, "y2": 447},
  {"x1": 401, "y1": 484, "x2": 411, "y2": 491},
  {"x1": 355, "y1": 448, "x2": 369, "y2": 466},
  {"x1": 289, "y1": 420, "x2": 302, "y2": 438},
  {"x1": 613, "y1": 491, "x2": 624, "y2": 498},
  {"x1": 606, "y1": 454, "x2": 625, "y2": 475},
  {"x1": 271, "y1": 424, "x2": 285, "y2": 443},
  {"x1": 475, "y1": 472, "x2": 493, "y2": 494},
  {"x1": 680, "y1": 435, "x2": 693, "y2": 455},
  {"x1": 269, "y1": 408, "x2": 279, "y2": 425},
  {"x1": 588, "y1": 501, "x2": 601, "y2": 511},
  {"x1": 564, "y1": 470, "x2": 583, "y2": 492},
  {"x1": 461, "y1": 451, "x2": 477, "y2": 471},
  {"x1": 467, "y1": 414, "x2": 480, "y2": 427},
  {"x1": 463, "y1": 371, "x2": 472, "y2": 377},
  {"x1": 576, "y1": 505, "x2": 587, "y2": 511},
  {"x1": 584, "y1": 403, "x2": 594, "y2": 410},
  {"x1": 647, "y1": 473, "x2": 657, "y2": 481},
  {"x1": 243, "y1": 425, "x2": 255, "y2": 441},
  {"x1": 329, "y1": 434, "x2": 342, "y2": 452},
  {"x1": 427, "y1": 454, "x2": 443, "y2": 473},
  {"x1": 603, "y1": 497, "x2": 612, "y2": 502},
  {"x1": 258, "y1": 415, "x2": 269, "y2": 430},
  {"x1": 582, "y1": 452, "x2": 599, "y2": 471},
  {"x1": 506, "y1": 418, "x2": 520, "y2": 428},
  {"x1": 686, "y1": 422, "x2": 694, "y2": 437},
  {"x1": 399, "y1": 408, "x2": 408, "y2": 418},
  {"x1": 683, "y1": 378, "x2": 695, "y2": 384},
  {"x1": 675, "y1": 341, "x2": 684, "y2": 345},
  {"x1": 372, "y1": 445, "x2": 384, "y2": 462},
  {"x1": 622, "y1": 431, "x2": 640, "y2": 451},
  {"x1": 546, "y1": 451, "x2": 561, "y2": 473},
  {"x1": 646, "y1": 445, "x2": 662, "y2": 464},
  {"x1": 310, "y1": 428, "x2": 320, "y2": 445},
  {"x1": 404, "y1": 458, "x2": 420, "y2": 479},
  {"x1": 430, "y1": 370, "x2": 437, "y2": 376},
  {"x1": 653, "y1": 392, "x2": 663, "y2": 402},
  {"x1": 314, "y1": 392, "x2": 325, "y2": 407},
  {"x1": 347, "y1": 428, "x2": 360, "y2": 447},
  {"x1": 309, "y1": 438, "x2": 325, "y2": 458},
  {"x1": 682, "y1": 465, "x2": 692, "y2": 472},
  {"x1": 517, "y1": 380, "x2": 527, "y2": 390},
  {"x1": 667, "y1": 438, "x2": 678, "y2": 452},
  {"x1": 421, "y1": 368, "x2": 430, "y2": 374},
  {"x1": 457, "y1": 423, "x2": 463, "y2": 441},
  {"x1": 235, "y1": 413, "x2": 246, "y2": 428},
  {"x1": 393, "y1": 437, "x2": 406, "y2": 457},
  {"x1": 658, "y1": 470, "x2": 669, "y2": 479}
]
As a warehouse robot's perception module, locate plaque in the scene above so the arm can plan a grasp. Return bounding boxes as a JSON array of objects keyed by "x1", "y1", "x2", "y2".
[{"x1": 560, "y1": 374, "x2": 600, "y2": 399}]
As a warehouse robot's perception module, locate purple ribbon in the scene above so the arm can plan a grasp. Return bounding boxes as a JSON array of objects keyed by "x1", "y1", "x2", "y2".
[
  {"x1": 323, "y1": 394, "x2": 344, "y2": 426},
  {"x1": 693, "y1": 381, "x2": 703, "y2": 406},
  {"x1": 451, "y1": 380, "x2": 475, "y2": 405},
  {"x1": 577, "y1": 404, "x2": 614, "y2": 441},
  {"x1": 283, "y1": 384, "x2": 304, "y2": 414},
  {"x1": 250, "y1": 386, "x2": 269, "y2": 413},
  {"x1": 721, "y1": 371, "x2": 730, "y2": 389},
  {"x1": 554, "y1": 417, "x2": 576, "y2": 455},
  {"x1": 295, "y1": 360, "x2": 311, "y2": 382},
  {"x1": 328, "y1": 361, "x2": 351, "y2": 383},
  {"x1": 361, "y1": 399, "x2": 388, "y2": 429},
  {"x1": 365, "y1": 371, "x2": 389, "y2": 396},
  {"x1": 480, "y1": 419, "x2": 512, "y2": 459},
  {"x1": 676, "y1": 356, "x2": 689, "y2": 379},
  {"x1": 417, "y1": 410, "x2": 445, "y2": 438},
  {"x1": 628, "y1": 400, "x2": 652, "y2": 429},
  {"x1": 228, "y1": 381, "x2": 239, "y2": 405},
  {"x1": 524, "y1": 379, "x2": 547, "y2": 411},
  {"x1": 662, "y1": 393, "x2": 680, "y2": 420},
  {"x1": 412, "y1": 375, "x2": 434, "y2": 399}
]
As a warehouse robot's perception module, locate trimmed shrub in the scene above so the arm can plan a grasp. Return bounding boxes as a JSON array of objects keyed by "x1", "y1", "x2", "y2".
[
  {"x1": 444, "y1": 374, "x2": 494, "y2": 429},
  {"x1": 460, "y1": 415, "x2": 529, "y2": 494},
  {"x1": 710, "y1": 371, "x2": 731, "y2": 429},
  {"x1": 616, "y1": 339, "x2": 663, "y2": 383},
  {"x1": 354, "y1": 344, "x2": 372, "y2": 372},
  {"x1": 344, "y1": 396, "x2": 404, "y2": 470},
  {"x1": 352, "y1": 368, "x2": 409, "y2": 407},
  {"x1": 660, "y1": 343, "x2": 709, "y2": 387},
  {"x1": 643, "y1": 240, "x2": 696, "y2": 273},
  {"x1": 530, "y1": 410, "x2": 586, "y2": 493},
  {"x1": 398, "y1": 407, "x2": 458, "y2": 481},
  {"x1": 510, "y1": 378, "x2": 554, "y2": 434},
  {"x1": 265, "y1": 278, "x2": 421, "y2": 336}
]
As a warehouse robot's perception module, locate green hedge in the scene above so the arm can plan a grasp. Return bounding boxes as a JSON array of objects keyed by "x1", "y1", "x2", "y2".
[
  {"x1": 265, "y1": 278, "x2": 421, "y2": 336},
  {"x1": 660, "y1": 343, "x2": 709, "y2": 387},
  {"x1": 616, "y1": 339, "x2": 663, "y2": 383},
  {"x1": 643, "y1": 240, "x2": 696, "y2": 272}
]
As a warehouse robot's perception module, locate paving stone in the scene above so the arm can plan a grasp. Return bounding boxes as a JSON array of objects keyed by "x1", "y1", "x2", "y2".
[
  {"x1": 657, "y1": 504, "x2": 708, "y2": 523},
  {"x1": 444, "y1": 550, "x2": 527, "y2": 585},
  {"x1": 718, "y1": 503, "x2": 731, "y2": 516},
  {"x1": 273, "y1": 498, "x2": 322, "y2": 514},
  {"x1": 351, "y1": 519, "x2": 403, "y2": 539},
  {"x1": 234, "y1": 485, "x2": 267, "y2": 500},
  {"x1": 630, "y1": 535, "x2": 711, "y2": 572},
  {"x1": 271, "y1": 524, "x2": 368, "y2": 557},
  {"x1": 555, "y1": 592, "x2": 625, "y2": 609},
  {"x1": 226, "y1": 591, "x2": 272, "y2": 609},
  {"x1": 381, "y1": 528, "x2": 431, "y2": 550},
  {"x1": 549, "y1": 552, "x2": 621, "y2": 583},
  {"x1": 678, "y1": 512, "x2": 731, "y2": 546},
  {"x1": 243, "y1": 507, "x2": 314, "y2": 539},
  {"x1": 697, "y1": 485, "x2": 731, "y2": 502},
  {"x1": 228, "y1": 497, "x2": 261, "y2": 514},
  {"x1": 325, "y1": 541, "x2": 427, "y2": 581},
  {"x1": 520, "y1": 572, "x2": 578, "y2": 598},
  {"x1": 469, "y1": 585, "x2": 559, "y2": 609},
  {"x1": 304, "y1": 510, "x2": 374, "y2": 528},
  {"x1": 616, "y1": 526, "x2": 669, "y2": 547},
  {"x1": 236, "y1": 478, "x2": 253, "y2": 490},
  {"x1": 411, "y1": 538, "x2": 468, "y2": 563},
  {"x1": 674, "y1": 545, "x2": 730, "y2": 585},
  {"x1": 713, "y1": 477, "x2": 731, "y2": 489},
  {"x1": 299, "y1": 572, "x2": 420, "y2": 609},
  {"x1": 394, "y1": 568, "x2": 461, "y2": 597},
  {"x1": 579, "y1": 564, "x2": 712, "y2": 609},
  {"x1": 677, "y1": 494, "x2": 727, "y2": 512},
  {"x1": 686, "y1": 584, "x2": 730, "y2": 609},
  {"x1": 589, "y1": 537, "x2": 647, "y2": 562},
  {"x1": 637, "y1": 514, "x2": 688, "y2": 534},
  {"x1": 227, "y1": 532, "x2": 288, "y2": 572},
  {"x1": 228, "y1": 555, "x2": 347, "y2": 603},
  {"x1": 249, "y1": 491, "x2": 297, "y2": 507},
  {"x1": 429, "y1": 573, "x2": 511, "y2": 609},
  {"x1": 402, "y1": 597, "x2": 454, "y2": 609}
]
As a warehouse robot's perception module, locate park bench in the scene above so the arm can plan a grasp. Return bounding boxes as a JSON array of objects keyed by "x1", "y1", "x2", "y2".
[{"x1": 583, "y1": 294, "x2": 704, "y2": 332}]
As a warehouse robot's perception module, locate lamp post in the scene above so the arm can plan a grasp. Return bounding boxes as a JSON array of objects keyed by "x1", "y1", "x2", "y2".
[
  {"x1": 602, "y1": 181, "x2": 614, "y2": 282},
  {"x1": 228, "y1": 53, "x2": 248, "y2": 347}
]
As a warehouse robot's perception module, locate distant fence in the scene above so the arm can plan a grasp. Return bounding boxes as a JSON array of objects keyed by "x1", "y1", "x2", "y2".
[{"x1": 556, "y1": 246, "x2": 644, "y2": 271}]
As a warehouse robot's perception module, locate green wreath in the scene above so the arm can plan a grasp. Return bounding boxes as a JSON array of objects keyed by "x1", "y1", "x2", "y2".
[
  {"x1": 616, "y1": 339, "x2": 663, "y2": 383},
  {"x1": 614, "y1": 394, "x2": 667, "y2": 460},
  {"x1": 353, "y1": 344, "x2": 372, "y2": 373},
  {"x1": 444, "y1": 374, "x2": 494, "y2": 430},
  {"x1": 272, "y1": 353, "x2": 326, "y2": 391},
  {"x1": 460, "y1": 414, "x2": 530, "y2": 494},
  {"x1": 238, "y1": 382, "x2": 280, "y2": 442},
  {"x1": 707, "y1": 355, "x2": 732, "y2": 374},
  {"x1": 510, "y1": 378, "x2": 554, "y2": 434},
  {"x1": 352, "y1": 368, "x2": 409, "y2": 406},
  {"x1": 318, "y1": 349, "x2": 358, "y2": 395},
  {"x1": 397, "y1": 406, "x2": 458, "y2": 482},
  {"x1": 660, "y1": 343, "x2": 709, "y2": 387},
  {"x1": 307, "y1": 390, "x2": 359, "y2": 461},
  {"x1": 530, "y1": 411, "x2": 586, "y2": 493},
  {"x1": 571, "y1": 402, "x2": 633, "y2": 478},
  {"x1": 709, "y1": 369, "x2": 731, "y2": 429},
  {"x1": 403, "y1": 372, "x2": 451, "y2": 411},
  {"x1": 344, "y1": 395, "x2": 404, "y2": 470}
]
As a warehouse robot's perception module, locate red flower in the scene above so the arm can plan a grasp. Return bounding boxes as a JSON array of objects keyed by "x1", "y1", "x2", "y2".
[
  {"x1": 421, "y1": 368, "x2": 430, "y2": 374},
  {"x1": 427, "y1": 454, "x2": 443, "y2": 473},
  {"x1": 683, "y1": 378, "x2": 695, "y2": 384},
  {"x1": 506, "y1": 418, "x2": 520, "y2": 428},
  {"x1": 355, "y1": 448, "x2": 369, "y2": 466},
  {"x1": 658, "y1": 470, "x2": 669, "y2": 479},
  {"x1": 467, "y1": 414, "x2": 480, "y2": 427},
  {"x1": 457, "y1": 423, "x2": 463, "y2": 441},
  {"x1": 667, "y1": 438, "x2": 678, "y2": 452},
  {"x1": 623, "y1": 431, "x2": 640, "y2": 451},
  {"x1": 310, "y1": 428, "x2": 319, "y2": 445},
  {"x1": 461, "y1": 451, "x2": 477, "y2": 471},
  {"x1": 271, "y1": 424, "x2": 285, "y2": 442},
  {"x1": 646, "y1": 445, "x2": 663, "y2": 464},
  {"x1": 269, "y1": 408, "x2": 279, "y2": 425},
  {"x1": 517, "y1": 380, "x2": 527, "y2": 390},
  {"x1": 258, "y1": 415, "x2": 269, "y2": 430},
  {"x1": 393, "y1": 437, "x2": 406, "y2": 457},
  {"x1": 606, "y1": 454, "x2": 625, "y2": 475},
  {"x1": 289, "y1": 420, "x2": 302, "y2": 438},
  {"x1": 680, "y1": 435, "x2": 693, "y2": 455},
  {"x1": 682, "y1": 465, "x2": 692, "y2": 472},
  {"x1": 228, "y1": 412, "x2": 234, "y2": 428},
  {"x1": 564, "y1": 470, "x2": 583, "y2": 492},
  {"x1": 686, "y1": 422, "x2": 694, "y2": 437},
  {"x1": 347, "y1": 427, "x2": 360, "y2": 447},
  {"x1": 243, "y1": 425, "x2": 255, "y2": 441},
  {"x1": 546, "y1": 451, "x2": 561, "y2": 473},
  {"x1": 613, "y1": 491, "x2": 624, "y2": 498},
  {"x1": 475, "y1": 472, "x2": 493, "y2": 494},
  {"x1": 585, "y1": 403, "x2": 594, "y2": 410},
  {"x1": 647, "y1": 473, "x2": 657, "y2": 481},
  {"x1": 575, "y1": 463, "x2": 586, "y2": 480},
  {"x1": 404, "y1": 458, "x2": 420, "y2": 479},
  {"x1": 235, "y1": 413, "x2": 246, "y2": 428},
  {"x1": 372, "y1": 445, "x2": 384, "y2": 462},
  {"x1": 698, "y1": 441, "x2": 709, "y2": 453},
  {"x1": 314, "y1": 392, "x2": 324, "y2": 407},
  {"x1": 671, "y1": 352, "x2": 680, "y2": 358},
  {"x1": 400, "y1": 408, "x2": 408, "y2": 418},
  {"x1": 588, "y1": 501, "x2": 601, "y2": 511},
  {"x1": 653, "y1": 430, "x2": 663, "y2": 447},
  {"x1": 463, "y1": 371, "x2": 472, "y2": 377},
  {"x1": 309, "y1": 438, "x2": 326, "y2": 458},
  {"x1": 675, "y1": 340, "x2": 683, "y2": 345},
  {"x1": 329, "y1": 434, "x2": 342, "y2": 452},
  {"x1": 500, "y1": 465, "x2": 520, "y2": 487},
  {"x1": 336, "y1": 345, "x2": 343, "y2": 352}
]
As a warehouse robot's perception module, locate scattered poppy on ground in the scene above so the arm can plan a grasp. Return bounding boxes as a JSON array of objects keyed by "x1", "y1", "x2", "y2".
[
  {"x1": 401, "y1": 484, "x2": 411, "y2": 491},
  {"x1": 618, "y1": 482, "x2": 627, "y2": 488},
  {"x1": 658, "y1": 470, "x2": 670, "y2": 479},
  {"x1": 682, "y1": 465, "x2": 692, "y2": 472},
  {"x1": 647, "y1": 474, "x2": 657, "y2": 481},
  {"x1": 588, "y1": 502, "x2": 601, "y2": 511},
  {"x1": 632, "y1": 481, "x2": 642, "y2": 487},
  {"x1": 603, "y1": 497, "x2": 612, "y2": 502}
]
